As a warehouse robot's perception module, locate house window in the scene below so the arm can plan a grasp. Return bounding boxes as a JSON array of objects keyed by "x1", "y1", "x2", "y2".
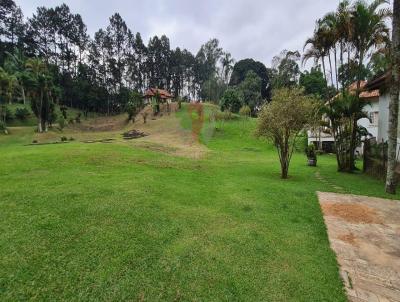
[{"x1": 369, "y1": 111, "x2": 379, "y2": 126}]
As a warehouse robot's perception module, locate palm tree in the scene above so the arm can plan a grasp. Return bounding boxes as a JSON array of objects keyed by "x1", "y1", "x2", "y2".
[
  {"x1": 336, "y1": 0, "x2": 352, "y2": 89},
  {"x1": 303, "y1": 33, "x2": 327, "y2": 83},
  {"x1": 386, "y1": 0, "x2": 400, "y2": 194},
  {"x1": 351, "y1": 0, "x2": 390, "y2": 93},
  {"x1": 321, "y1": 12, "x2": 340, "y2": 90},
  {"x1": 303, "y1": 18, "x2": 336, "y2": 87},
  {"x1": 324, "y1": 92, "x2": 369, "y2": 171},
  {"x1": 25, "y1": 58, "x2": 55, "y2": 133},
  {"x1": 348, "y1": 0, "x2": 390, "y2": 169}
]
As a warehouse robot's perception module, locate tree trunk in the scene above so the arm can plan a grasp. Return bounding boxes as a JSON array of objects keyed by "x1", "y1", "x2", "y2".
[
  {"x1": 334, "y1": 48, "x2": 339, "y2": 90},
  {"x1": 21, "y1": 87, "x2": 26, "y2": 105},
  {"x1": 321, "y1": 56, "x2": 327, "y2": 83},
  {"x1": 38, "y1": 118, "x2": 43, "y2": 133},
  {"x1": 328, "y1": 51, "x2": 334, "y2": 87},
  {"x1": 340, "y1": 41, "x2": 345, "y2": 93},
  {"x1": 386, "y1": 0, "x2": 400, "y2": 194}
]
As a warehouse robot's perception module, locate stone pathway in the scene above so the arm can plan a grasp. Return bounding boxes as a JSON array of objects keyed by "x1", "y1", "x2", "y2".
[
  {"x1": 318, "y1": 192, "x2": 400, "y2": 302},
  {"x1": 315, "y1": 172, "x2": 346, "y2": 192}
]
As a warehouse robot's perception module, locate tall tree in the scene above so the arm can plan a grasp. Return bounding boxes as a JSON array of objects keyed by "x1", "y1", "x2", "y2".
[
  {"x1": 229, "y1": 58, "x2": 270, "y2": 100},
  {"x1": 386, "y1": 0, "x2": 400, "y2": 194},
  {"x1": 349, "y1": 0, "x2": 390, "y2": 170},
  {"x1": 220, "y1": 52, "x2": 234, "y2": 84},
  {"x1": 25, "y1": 57, "x2": 56, "y2": 132},
  {"x1": 272, "y1": 50, "x2": 301, "y2": 88}
]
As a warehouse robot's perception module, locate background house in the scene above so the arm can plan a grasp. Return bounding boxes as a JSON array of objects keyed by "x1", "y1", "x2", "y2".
[
  {"x1": 143, "y1": 88, "x2": 173, "y2": 105},
  {"x1": 364, "y1": 72, "x2": 397, "y2": 144},
  {"x1": 308, "y1": 81, "x2": 384, "y2": 153}
]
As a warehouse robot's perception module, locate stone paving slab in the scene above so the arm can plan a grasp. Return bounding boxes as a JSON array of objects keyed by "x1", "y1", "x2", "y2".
[{"x1": 318, "y1": 192, "x2": 400, "y2": 302}]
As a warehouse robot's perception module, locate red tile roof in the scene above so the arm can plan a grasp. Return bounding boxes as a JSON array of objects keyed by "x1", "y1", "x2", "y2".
[
  {"x1": 144, "y1": 88, "x2": 173, "y2": 99},
  {"x1": 331, "y1": 81, "x2": 379, "y2": 102}
]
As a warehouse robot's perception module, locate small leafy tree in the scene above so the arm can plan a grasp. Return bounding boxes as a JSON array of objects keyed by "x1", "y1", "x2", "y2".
[
  {"x1": 126, "y1": 102, "x2": 137, "y2": 122},
  {"x1": 125, "y1": 91, "x2": 143, "y2": 122},
  {"x1": 237, "y1": 70, "x2": 262, "y2": 114},
  {"x1": 220, "y1": 87, "x2": 243, "y2": 113},
  {"x1": 58, "y1": 116, "x2": 66, "y2": 131},
  {"x1": 256, "y1": 88, "x2": 317, "y2": 179}
]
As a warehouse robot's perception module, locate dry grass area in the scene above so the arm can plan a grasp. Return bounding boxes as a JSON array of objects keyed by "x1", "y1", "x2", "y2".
[
  {"x1": 132, "y1": 107, "x2": 207, "y2": 159},
  {"x1": 24, "y1": 104, "x2": 207, "y2": 159}
]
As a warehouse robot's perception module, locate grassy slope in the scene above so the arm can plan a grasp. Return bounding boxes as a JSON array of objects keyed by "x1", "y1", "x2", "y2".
[
  {"x1": 0, "y1": 104, "x2": 397, "y2": 301},
  {"x1": 5, "y1": 102, "x2": 98, "y2": 127}
]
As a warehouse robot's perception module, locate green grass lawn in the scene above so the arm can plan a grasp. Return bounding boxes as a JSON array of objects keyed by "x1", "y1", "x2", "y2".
[{"x1": 0, "y1": 105, "x2": 397, "y2": 301}]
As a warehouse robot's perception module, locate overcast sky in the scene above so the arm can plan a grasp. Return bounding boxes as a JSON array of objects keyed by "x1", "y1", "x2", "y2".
[{"x1": 16, "y1": 0, "x2": 345, "y2": 68}]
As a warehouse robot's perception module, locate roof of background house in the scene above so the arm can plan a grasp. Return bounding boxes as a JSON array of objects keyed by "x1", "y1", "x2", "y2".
[
  {"x1": 331, "y1": 80, "x2": 380, "y2": 102},
  {"x1": 365, "y1": 71, "x2": 390, "y2": 91},
  {"x1": 144, "y1": 88, "x2": 173, "y2": 99}
]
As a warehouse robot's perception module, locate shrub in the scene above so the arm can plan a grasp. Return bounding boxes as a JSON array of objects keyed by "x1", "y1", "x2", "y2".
[
  {"x1": 68, "y1": 118, "x2": 74, "y2": 124},
  {"x1": 213, "y1": 110, "x2": 238, "y2": 121},
  {"x1": 48, "y1": 111, "x2": 57, "y2": 127},
  {"x1": 69, "y1": 137, "x2": 75, "y2": 141},
  {"x1": 0, "y1": 120, "x2": 7, "y2": 132},
  {"x1": 256, "y1": 87, "x2": 318, "y2": 179},
  {"x1": 125, "y1": 101, "x2": 139, "y2": 122},
  {"x1": 15, "y1": 107, "x2": 30, "y2": 120},
  {"x1": 32, "y1": 140, "x2": 38, "y2": 144},
  {"x1": 60, "y1": 105, "x2": 68, "y2": 119},
  {"x1": 75, "y1": 113, "x2": 81, "y2": 123},
  {"x1": 5, "y1": 107, "x2": 13, "y2": 121},
  {"x1": 239, "y1": 105, "x2": 251, "y2": 118},
  {"x1": 60, "y1": 136, "x2": 68, "y2": 142},
  {"x1": 219, "y1": 88, "x2": 243, "y2": 113},
  {"x1": 58, "y1": 116, "x2": 66, "y2": 131},
  {"x1": 305, "y1": 144, "x2": 317, "y2": 159}
]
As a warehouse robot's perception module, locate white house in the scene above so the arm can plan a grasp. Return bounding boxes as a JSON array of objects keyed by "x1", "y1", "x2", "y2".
[
  {"x1": 308, "y1": 81, "x2": 382, "y2": 153},
  {"x1": 363, "y1": 72, "x2": 393, "y2": 144},
  {"x1": 308, "y1": 72, "x2": 400, "y2": 161}
]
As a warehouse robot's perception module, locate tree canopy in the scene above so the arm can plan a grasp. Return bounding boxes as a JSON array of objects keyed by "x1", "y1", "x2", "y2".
[{"x1": 229, "y1": 58, "x2": 270, "y2": 100}]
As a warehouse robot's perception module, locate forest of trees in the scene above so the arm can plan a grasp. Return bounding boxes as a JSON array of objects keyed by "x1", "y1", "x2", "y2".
[{"x1": 0, "y1": 0, "x2": 240, "y2": 116}]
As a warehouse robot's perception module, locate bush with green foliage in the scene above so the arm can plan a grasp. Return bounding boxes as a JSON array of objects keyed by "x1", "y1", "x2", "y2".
[
  {"x1": 0, "y1": 120, "x2": 7, "y2": 133},
  {"x1": 75, "y1": 113, "x2": 81, "y2": 123},
  {"x1": 220, "y1": 88, "x2": 243, "y2": 113},
  {"x1": 14, "y1": 107, "x2": 31, "y2": 120},
  {"x1": 256, "y1": 87, "x2": 318, "y2": 179},
  {"x1": 305, "y1": 144, "x2": 317, "y2": 159},
  {"x1": 4, "y1": 107, "x2": 13, "y2": 121},
  {"x1": 239, "y1": 105, "x2": 251, "y2": 118},
  {"x1": 60, "y1": 105, "x2": 68, "y2": 119},
  {"x1": 125, "y1": 100, "x2": 140, "y2": 122},
  {"x1": 58, "y1": 116, "x2": 66, "y2": 131},
  {"x1": 237, "y1": 71, "x2": 263, "y2": 114},
  {"x1": 212, "y1": 110, "x2": 238, "y2": 121}
]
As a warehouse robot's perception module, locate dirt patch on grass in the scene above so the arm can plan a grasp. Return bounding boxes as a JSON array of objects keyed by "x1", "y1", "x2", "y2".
[
  {"x1": 321, "y1": 202, "x2": 382, "y2": 224},
  {"x1": 70, "y1": 115, "x2": 128, "y2": 132}
]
